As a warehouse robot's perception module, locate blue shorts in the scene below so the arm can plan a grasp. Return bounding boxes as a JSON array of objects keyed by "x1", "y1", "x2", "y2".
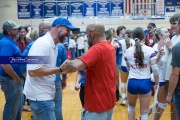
[
  {"x1": 121, "y1": 66, "x2": 128, "y2": 72},
  {"x1": 151, "y1": 81, "x2": 165, "y2": 87},
  {"x1": 128, "y1": 78, "x2": 152, "y2": 95}
]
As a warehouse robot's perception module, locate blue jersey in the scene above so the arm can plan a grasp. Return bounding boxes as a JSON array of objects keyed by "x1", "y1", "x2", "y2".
[
  {"x1": 116, "y1": 37, "x2": 124, "y2": 65},
  {"x1": 78, "y1": 70, "x2": 86, "y2": 86},
  {"x1": 56, "y1": 43, "x2": 67, "y2": 82},
  {"x1": 0, "y1": 36, "x2": 22, "y2": 76}
]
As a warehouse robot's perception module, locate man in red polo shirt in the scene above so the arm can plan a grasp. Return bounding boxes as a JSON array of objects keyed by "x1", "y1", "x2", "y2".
[{"x1": 61, "y1": 23, "x2": 116, "y2": 120}]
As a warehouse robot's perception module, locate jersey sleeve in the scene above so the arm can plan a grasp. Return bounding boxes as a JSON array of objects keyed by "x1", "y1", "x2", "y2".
[
  {"x1": 150, "y1": 47, "x2": 157, "y2": 60},
  {"x1": 115, "y1": 41, "x2": 122, "y2": 48},
  {"x1": 152, "y1": 43, "x2": 158, "y2": 55}
]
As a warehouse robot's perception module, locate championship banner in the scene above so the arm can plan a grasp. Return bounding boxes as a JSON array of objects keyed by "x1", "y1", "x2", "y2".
[
  {"x1": 166, "y1": 6, "x2": 175, "y2": 12},
  {"x1": 83, "y1": 1, "x2": 96, "y2": 16},
  {"x1": 110, "y1": 0, "x2": 124, "y2": 16},
  {"x1": 31, "y1": 0, "x2": 44, "y2": 1},
  {"x1": 156, "y1": 0, "x2": 165, "y2": 15},
  {"x1": 17, "y1": 0, "x2": 31, "y2": 1},
  {"x1": 97, "y1": 1, "x2": 110, "y2": 17},
  {"x1": 43, "y1": 0, "x2": 56, "y2": 2},
  {"x1": 165, "y1": 0, "x2": 176, "y2": 6},
  {"x1": 57, "y1": 2, "x2": 70, "y2": 17},
  {"x1": 70, "y1": 2, "x2": 83, "y2": 17},
  {"x1": 177, "y1": 0, "x2": 180, "y2": 5},
  {"x1": 44, "y1": 2, "x2": 57, "y2": 18},
  {"x1": 18, "y1": 2, "x2": 31, "y2": 19},
  {"x1": 31, "y1": 2, "x2": 43, "y2": 18}
]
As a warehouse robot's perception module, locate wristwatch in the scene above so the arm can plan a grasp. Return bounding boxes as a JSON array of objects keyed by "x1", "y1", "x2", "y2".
[{"x1": 59, "y1": 67, "x2": 63, "y2": 72}]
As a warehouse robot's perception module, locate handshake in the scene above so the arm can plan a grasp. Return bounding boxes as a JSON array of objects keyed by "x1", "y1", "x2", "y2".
[{"x1": 59, "y1": 59, "x2": 77, "y2": 73}]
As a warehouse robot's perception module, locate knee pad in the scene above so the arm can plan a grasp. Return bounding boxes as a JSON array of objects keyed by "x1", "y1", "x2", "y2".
[
  {"x1": 141, "y1": 113, "x2": 148, "y2": 120},
  {"x1": 128, "y1": 105, "x2": 135, "y2": 112},
  {"x1": 121, "y1": 82, "x2": 126, "y2": 88},
  {"x1": 157, "y1": 102, "x2": 167, "y2": 109}
]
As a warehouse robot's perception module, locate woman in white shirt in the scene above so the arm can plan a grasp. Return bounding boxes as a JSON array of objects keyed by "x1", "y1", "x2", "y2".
[
  {"x1": 124, "y1": 27, "x2": 159, "y2": 120},
  {"x1": 151, "y1": 28, "x2": 170, "y2": 120},
  {"x1": 112, "y1": 30, "x2": 135, "y2": 106}
]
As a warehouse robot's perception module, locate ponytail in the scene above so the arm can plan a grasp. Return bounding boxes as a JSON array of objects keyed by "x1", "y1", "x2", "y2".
[
  {"x1": 125, "y1": 30, "x2": 132, "y2": 49},
  {"x1": 132, "y1": 27, "x2": 145, "y2": 67},
  {"x1": 135, "y1": 38, "x2": 144, "y2": 67}
]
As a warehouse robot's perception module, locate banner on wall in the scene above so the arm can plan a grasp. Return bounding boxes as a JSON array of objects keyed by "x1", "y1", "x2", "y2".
[
  {"x1": 70, "y1": 2, "x2": 83, "y2": 17},
  {"x1": 165, "y1": 0, "x2": 179, "y2": 6},
  {"x1": 44, "y1": 2, "x2": 57, "y2": 18},
  {"x1": 31, "y1": 0, "x2": 44, "y2": 1},
  {"x1": 18, "y1": 2, "x2": 31, "y2": 19},
  {"x1": 156, "y1": 0, "x2": 165, "y2": 15},
  {"x1": 17, "y1": 0, "x2": 31, "y2": 1},
  {"x1": 57, "y1": 2, "x2": 69, "y2": 17},
  {"x1": 97, "y1": 1, "x2": 110, "y2": 17},
  {"x1": 166, "y1": 6, "x2": 175, "y2": 12},
  {"x1": 110, "y1": 0, "x2": 123, "y2": 16},
  {"x1": 83, "y1": 1, "x2": 96, "y2": 17},
  {"x1": 31, "y1": 2, "x2": 43, "y2": 18}
]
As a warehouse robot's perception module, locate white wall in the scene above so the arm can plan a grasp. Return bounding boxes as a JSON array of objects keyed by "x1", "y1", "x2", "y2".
[{"x1": 0, "y1": 0, "x2": 176, "y2": 33}]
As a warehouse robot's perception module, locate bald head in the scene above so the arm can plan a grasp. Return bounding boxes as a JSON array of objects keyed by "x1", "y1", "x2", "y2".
[
  {"x1": 39, "y1": 20, "x2": 51, "y2": 35},
  {"x1": 86, "y1": 23, "x2": 105, "y2": 35},
  {"x1": 86, "y1": 23, "x2": 106, "y2": 46}
]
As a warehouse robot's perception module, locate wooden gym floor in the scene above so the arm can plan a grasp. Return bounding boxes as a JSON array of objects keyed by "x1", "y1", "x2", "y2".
[{"x1": 0, "y1": 72, "x2": 171, "y2": 120}]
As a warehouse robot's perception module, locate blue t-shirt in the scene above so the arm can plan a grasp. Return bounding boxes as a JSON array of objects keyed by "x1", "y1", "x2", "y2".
[
  {"x1": 78, "y1": 70, "x2": 86, "y2": 86},
  {"x1": 0, "y1": 36, "x2": 22, "y2": 76},
  {"x1": 116, "y1": 37, "x2": 124, "y2": 65},
  {"x1": 56, "y1": 43, "x2": 67, "y2": 82}
]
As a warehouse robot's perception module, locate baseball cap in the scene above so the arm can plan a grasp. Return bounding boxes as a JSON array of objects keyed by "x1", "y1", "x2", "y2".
[
  {"x1": 2, "y1": 20, "x2": 21, "y2": 30},
  {"x1": 148, "y1": 23, "x2": 156, "y2": 28},
  {"x1": 52, "y1": 17, "x2": 77, "y2": 31}
]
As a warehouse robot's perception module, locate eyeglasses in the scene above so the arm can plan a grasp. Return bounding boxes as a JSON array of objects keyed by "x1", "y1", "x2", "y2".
[{"x1": 147, "y1": 26, "x2": 153, "y2": 29}]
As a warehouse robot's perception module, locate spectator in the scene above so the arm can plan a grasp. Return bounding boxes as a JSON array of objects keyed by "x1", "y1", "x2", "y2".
[
  {"x1": 60, "y1": 23, "x2": 116, "y2": 120},
  {"x1": 0, "y1": 20, "x2": 23, "y2": 120},
  {"x1": 23, "y1": 17, "x2": 77, "y2": 120},
  {"x1": 144, "y1": 22, "x2": 156, "y2": 47}
]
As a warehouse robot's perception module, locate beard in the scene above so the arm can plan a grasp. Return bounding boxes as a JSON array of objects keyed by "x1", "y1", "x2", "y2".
[
  {"x1": 14, "y1": 33, "x2": 19, "y2": 41},
  {"x1": 58, "y1": 35, "x2": 65, "y2": 43},
  {"x1": 88, "y1": 38, "x2": 92, "y2": 47}
]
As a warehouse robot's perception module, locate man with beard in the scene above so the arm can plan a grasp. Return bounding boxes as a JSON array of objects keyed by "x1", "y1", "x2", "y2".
[
  {"x1": 0, "y1": 20, "x2": 23, "y2": 120},
  {"x1": 23, "y1": 17, "x2": 77, "y2": 120},
  {"x1": 60, "y1": 23, "x2": 116, "y2": 120}
]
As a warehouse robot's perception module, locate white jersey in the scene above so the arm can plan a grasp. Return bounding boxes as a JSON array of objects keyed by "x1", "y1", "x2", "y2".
[
  {"x1": 124, "y1": 44, "x2": 157, "y2": 79},
  {"x1": 68, "y1": 39, "x2": 76, "y2": 49},
  {"x1": 116, "y1": 39, "x2": 135, "y2": 66},
  {"x1": 152, "y1": 43, "x2": 166, "y2": 82},
  {"x1": 165, "y1": 35, "x2": 180, "y2": 80},
  {"x1": 77, "y1": 36, "x2": 85, "y2": 49}
]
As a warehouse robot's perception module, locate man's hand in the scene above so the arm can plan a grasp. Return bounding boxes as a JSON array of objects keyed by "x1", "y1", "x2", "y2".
[
  {"x1": 13, "y1": 77, "x2": 21, "y2": 83},
  {"x1": 158, "y1": 43, "x2": 165, "y2": 55},
  {"x1": 60, "y1": 60, "x2": 76, "y2": 73},
  {"x1": 74, "y1": 83, "x2": 80, "y2": 91},
  {"x1": 166, "y1": 93, "x2": 173, "y2": 104},
  {"x1": 164, "y1": 38, "x2": 172, "y2": 50},
  {"x1": 62, "y1": 80, "x2": 67, "y2": 90}
]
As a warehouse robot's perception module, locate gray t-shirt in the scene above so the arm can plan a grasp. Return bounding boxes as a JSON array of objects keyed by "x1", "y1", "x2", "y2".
[{"x1": 171, "y1": 41, "x2": 180, "y2": 95}]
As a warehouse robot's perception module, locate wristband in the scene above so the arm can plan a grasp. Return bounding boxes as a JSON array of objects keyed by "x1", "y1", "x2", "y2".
[{"x1": 59, "y1": 67, "x2": 63, "y2": 72}]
